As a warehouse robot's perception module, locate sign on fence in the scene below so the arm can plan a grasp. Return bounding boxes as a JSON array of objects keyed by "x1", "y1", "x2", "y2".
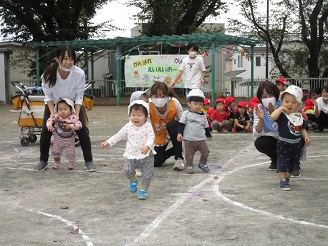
[{"x1": 124, "y1": 55, "x2": 190, "y2": 88}]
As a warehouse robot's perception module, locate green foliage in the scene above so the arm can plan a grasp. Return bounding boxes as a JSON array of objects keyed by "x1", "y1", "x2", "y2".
[{"x1": 126, "y1": 0, "x2": 226, "y2": 36}]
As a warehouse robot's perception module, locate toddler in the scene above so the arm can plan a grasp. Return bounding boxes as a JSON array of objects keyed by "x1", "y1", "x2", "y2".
[
  {"x1": 177, "y1": 89, "x2": 212, "y2": 174},
  {"x1": 46, "y1": 98, "x2": 82, "y2": 170},
  {"x1": 271, "y1": 85, "x2": 310, "y2": 191},
  {"x1": 101, "y1": 100, "x2": 155, "y2": 200},
  {"x1": 232, "y1": 101, "x2": 251, "y2": 132},
  {"x1": 211, "y1": 98, "x2": 230, "y2": 133},
  {"x1": 275, "y1": 77, "x2": 288, "y2": 93}
]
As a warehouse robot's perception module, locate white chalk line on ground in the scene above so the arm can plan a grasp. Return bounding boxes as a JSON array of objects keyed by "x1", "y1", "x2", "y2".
[
  {"x1": 129, "y1": 150, "x2": 328, "y2": 245},
  {"x1": 26, "y1": 209, "x2": 94, "y2": 246},
  {"x1": 212, "y1": 161, "x2": 328, "y2": 230}
]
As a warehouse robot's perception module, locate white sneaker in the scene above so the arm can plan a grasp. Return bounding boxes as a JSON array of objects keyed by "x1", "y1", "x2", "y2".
[{"x1": 173, "y1": 158, "x2": 185, "y2": 171}]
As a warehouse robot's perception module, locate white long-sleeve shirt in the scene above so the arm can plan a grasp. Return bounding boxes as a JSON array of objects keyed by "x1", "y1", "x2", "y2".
[
  {"x1": 42, "y1": 66, "x2": 85, "y2": 105},
  {"x1": 106, "y1": 121, "x2": 155, "y2": 160}
]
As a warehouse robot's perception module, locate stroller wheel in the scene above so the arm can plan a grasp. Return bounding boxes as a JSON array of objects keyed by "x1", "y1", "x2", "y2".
[
  {"x1": 75, "y1": 137, "x2": 80, "y2": 147},
  {"x1": 21, "y1": 137, "x2": 30, "y2": 146},
  {"x1": 29, "y1": 134, "x2": 37, "y2": 143}
]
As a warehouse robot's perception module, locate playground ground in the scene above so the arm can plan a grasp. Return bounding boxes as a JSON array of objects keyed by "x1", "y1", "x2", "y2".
[{"x1": 0, "y1": 103, "x2": 327, "y2": 246}]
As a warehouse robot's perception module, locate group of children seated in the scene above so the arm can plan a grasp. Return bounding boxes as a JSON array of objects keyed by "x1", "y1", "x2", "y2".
[{"x1": 201, "y1": 95, "x2": 252, "y2": 133}]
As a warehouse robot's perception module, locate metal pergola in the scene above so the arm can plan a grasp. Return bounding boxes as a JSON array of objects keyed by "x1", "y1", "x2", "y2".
[{"x1": 28, "y1": 33, "x2": 262, "y2": 106}]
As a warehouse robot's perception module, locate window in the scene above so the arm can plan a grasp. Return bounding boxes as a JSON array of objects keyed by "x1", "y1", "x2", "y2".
[
  {"x1": 238, "y1": 55, "x2": 243, "y2": 67},
  {"x1": 255, "y1": 56, "x2": 261, "y2": 66}
]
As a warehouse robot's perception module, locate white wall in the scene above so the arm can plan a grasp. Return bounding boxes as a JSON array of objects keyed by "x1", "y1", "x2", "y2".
[{"x1": 0, "y1": 53, "x2": 6, "y2": 103}]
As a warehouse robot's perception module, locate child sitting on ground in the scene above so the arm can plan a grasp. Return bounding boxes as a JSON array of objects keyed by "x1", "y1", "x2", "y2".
[
  {"x1": 303, "y1": 98, "x2": 317, "y2": 132},
  {"x1": 202, "y1": 98, "x2": 212, "y2": 130},
  {"x1": 232, "y1": 101, "x2": 251, "y2": 132},
  {"x1": 46, "y1": 98, "x2": 82, "y2": 170},
  {"x1": 225, "y1": 96, "x2": 236, "y2": 129},
  {"x1": 271, "y1": 85, "x2": 310, "y2": 191},
  {"x1": 211, "y1": 98, "x2": 230, "y2": 133},
  {"x1": 275, "y1": 77, "x2": 289, "y2": 94},
  {"x1": 100, "y1": 100, "x2": 155, "y2": 200},
  {"x1": 177, "y1": 89, "x2": 212, "y2": 174}
]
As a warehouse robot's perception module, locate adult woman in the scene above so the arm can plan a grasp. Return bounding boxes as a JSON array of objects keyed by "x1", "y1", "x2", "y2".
[
  {"x1": 253, "y1": 81, "x2": 281, "y2": 170},
  {"x1": 149, "y1": 82, "x2": 185, "y2": 170},
  {"x1": 34, "y1": 45, "x2": 96, "y2": 172},
  {"x1": 313, "y1": 85, "x2": 328, "y2": 132}
]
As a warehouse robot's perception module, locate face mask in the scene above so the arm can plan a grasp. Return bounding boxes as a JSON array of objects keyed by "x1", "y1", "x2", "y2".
[
  {"x1": 58, "y1": 63, "x2": 74, "y2": 72},
  {"x1": 152, "y1": 98, "x2": 167, "y2": 108},
  {"x1": 189, "y1": 51, "x2": 197, "y2": 58},
  {"x1": 261, "y1": 97, "x2": 276, "y2": 108}
]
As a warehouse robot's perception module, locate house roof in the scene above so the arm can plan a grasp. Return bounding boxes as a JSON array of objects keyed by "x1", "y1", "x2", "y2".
[{"x1": 225, "y1": 70, "x2": 246, "y2": 78}]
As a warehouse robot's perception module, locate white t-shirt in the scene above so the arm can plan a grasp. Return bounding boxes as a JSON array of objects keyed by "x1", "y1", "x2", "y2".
[
  {"x1": 315, "y1": 97, "x2": 328, "y2": 114},
  {"x1": 179, "y1": 56, "x2": 206, "y2": 89},
  {"x1": 42, "y1": 66, "x2": 85, "y2": 105}
]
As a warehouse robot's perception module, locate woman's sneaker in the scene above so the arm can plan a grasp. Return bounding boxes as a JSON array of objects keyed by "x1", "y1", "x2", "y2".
[
  {"x1": 33, "y1": 161, "x2": 48, "y2": 171},
  {"x1": 198, "y1": 163, "x2": 209, "y2": 173},
  {"x1": 138, "y1": 189, "x2": 148, "y2": 200},
  {"x1": 129, "y1": 179, "x2": 138, "y2": 193},
  {"x1": 279, "y1": 180, "x2": 291, "y2": 191},
  {"x1": 186, "y1": 166, "x2": 194, "y2": 174}
]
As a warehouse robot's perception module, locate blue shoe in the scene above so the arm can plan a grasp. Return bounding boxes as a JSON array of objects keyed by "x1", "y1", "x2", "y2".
[
  {"x1": 198, "y1": 163, "x2": 209, "y2": 173},
  {"x1": 129, "y1": 179, "x2": 138, "y2": 193},
  {"x1": 138, "y1": 189, "x2": 148, "y2": 200},
  {"x1": 279, "y1": 180, "x2": 290, "y2": 191},
  {"x1": 186, "y1": 166, "x2": 194, "y2": 174}
]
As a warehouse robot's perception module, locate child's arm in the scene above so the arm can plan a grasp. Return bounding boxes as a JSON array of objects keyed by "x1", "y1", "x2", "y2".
[
  {"x1": 233, "y1": 118, "x2": 244, "y2": 129},
  {"x1": 177, "y1": 122, "x2": 185, "y2": 142},
  {"x1": 301, "y1": 128, "x2": 310, "y2": 146},
  {"x1": 270, "y1": 106, "x2": 285, "y2": 121},
  {"x1": 245, "y1": 120, "x2": 251, "y2": 130},
  {"x1": 46, "y1": 113, "x2": 58, "y2": 132},
  {"x1": 68, "y1": 115, "x2": 82, "y2": 131}
]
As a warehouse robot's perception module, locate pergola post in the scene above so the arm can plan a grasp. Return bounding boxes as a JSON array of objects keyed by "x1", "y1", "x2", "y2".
[
  {"x1": 211, "y1": 41, "x2": 216, "y2": 106},
  {"x1": 116, "y1": 45, "x2": 121, "y2": 106},
  {"x1": 251, "y1": 46, "x2": 255, "y2": 97}
]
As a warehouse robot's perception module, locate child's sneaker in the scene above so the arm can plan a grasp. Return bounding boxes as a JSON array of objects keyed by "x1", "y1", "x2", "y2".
[
  {"x1": 279, "y1": 180, "x2": 291, "y2": 191},
  {"x1": 52, "y1": 162, "x2": 60, "y2": 170},
  {"x1": 186, "y1": 166, "x2": 194, "y2": 174},
  {"x1": 198, "y1": 163, "x2": 209, "y2": 173},
  {"x1": 68, "y1": 163, "x2": 74, "y2": 170},
  {"x1": 129, "y1": 178, "x2": 138, "y2": 193},
  {"x1": 138, "y1": 189, "x2": 148, "y2": 200}
]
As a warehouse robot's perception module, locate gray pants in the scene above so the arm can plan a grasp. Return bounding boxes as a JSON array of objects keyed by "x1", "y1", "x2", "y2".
[
  {"x1": 124, "y1": 155, "x2": 154, "y2": 187},
  {"x1": 211, "y1": 120, "x2": 230, "y2": 131},
  {"x1": 184, "y1": 140, "x2": 209, "y2": 167}
]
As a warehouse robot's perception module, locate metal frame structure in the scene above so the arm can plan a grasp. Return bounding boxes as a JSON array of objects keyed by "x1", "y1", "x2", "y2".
[{"x1": 28, "y1": 33, "x2": 261, "y2": 105}]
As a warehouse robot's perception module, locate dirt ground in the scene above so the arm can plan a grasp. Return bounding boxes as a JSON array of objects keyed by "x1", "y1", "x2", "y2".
[{"x1": 0, "y1": 103, "x2": 328, "y2": 246}]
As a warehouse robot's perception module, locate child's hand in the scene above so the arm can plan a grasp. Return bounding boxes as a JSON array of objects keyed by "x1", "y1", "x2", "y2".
[
  {"x1": 267, "y1": 102, "x2": 275, "y2": 114},
  {"x1": 311, "y1": 98, "x2": 318, "y2": 106},
  {"x1": 207, "y1": 137, "x2": 212, "y2": 141},
  {"x1": 47, "y1": 125, "x2": 54, "y2": 132},
  {"x1": 63, "y1": 123, "x2": 71, "y2": 130},
  {"x1": 305, "y1": 137, "x2": 310, "y2": 146},
  {"x1": 141, "y1": 145, "x2": 150, "y2": 155},
  {"x1": 100, "y1": 141, "x2": 110, "y2": 149},
  {"x1": 177, "y1": 133, "x2": 183, "y2": 142},
  {"x1": 255, "y1": 104, "x2": 264, "y2": 120},
  {"x1": 218, "y1": 121, "x2": 223, "y2": 126}
]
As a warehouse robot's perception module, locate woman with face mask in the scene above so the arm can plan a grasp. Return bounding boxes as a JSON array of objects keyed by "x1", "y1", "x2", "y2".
[
  {"x1": 172, "y1": 43, "x2": 206, "y2": 96},
  {"x1": 253, "y1": 81, "x2": 281, "y2": 170},
  {"x1": 149, "y1": 82, "x2": 185, "y2": 170},
  {"x1": 34, "y1": 45, "x2": 96, "y2": 172}
]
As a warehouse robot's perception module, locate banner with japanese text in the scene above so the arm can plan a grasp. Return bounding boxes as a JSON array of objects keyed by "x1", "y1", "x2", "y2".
[{"x1": 124, "y1": 55, "x2": 188, "y2": 88}]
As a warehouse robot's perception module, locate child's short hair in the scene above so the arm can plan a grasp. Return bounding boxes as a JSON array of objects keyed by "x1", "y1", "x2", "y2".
[
  {"x1": 188, "y1": 96, "x2": 203, "y2": 103},
  {"x1": 129, "y1": 103, "x2": 148, "y2": 117}
]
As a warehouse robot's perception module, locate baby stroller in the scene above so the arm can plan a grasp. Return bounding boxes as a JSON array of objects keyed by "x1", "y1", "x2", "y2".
[
  {"x1": 10, "y1": 81, "x2": 95, "y2": 146},
  {"x1": 10, "y1": 81, "x2": 44, "y2": 146}
]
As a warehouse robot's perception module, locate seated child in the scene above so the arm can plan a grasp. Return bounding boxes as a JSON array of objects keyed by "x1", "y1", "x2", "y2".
[
  {"x1": 211, "y1": 98, "x2": 230, "y2": 133},
  {"x1": 100, "y1": 100, "x2": 155, "y2": 200},
  {"x1": 202, "y1": 97, "x2": 212, "y2": 130},
  {"x1": 232, "y1": 101, "x2": 251, "y2": 132},
  {"x1": 225, "y1": 96, "x2": 236, "y2": 129},
  {"x1": 303, "y1": 98, "x2": 317, "y2": 132},
  {"x1": 46, "y1": 98, "x2": 82, "y2": 170},
  {"x1": 275, "y1": 77, "x2": 289, "y2": 94},
  {"x1": 177, "y1": 89, "x2": 212, "y2": 174}
]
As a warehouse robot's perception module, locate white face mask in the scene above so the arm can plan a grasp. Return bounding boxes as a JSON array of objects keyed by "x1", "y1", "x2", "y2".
[
  {"x1": 152, "y1": 98, "x2": 167, "y2": 108},
  {"x1": 261, "y1": 97, "x2": 276, "y2": 108},
  {"x1": 189, "y1": 51, "x2": 197, "y2": 58},
  {"x1": 58, "y1": 63, "x2": 74, "y2": 72}
]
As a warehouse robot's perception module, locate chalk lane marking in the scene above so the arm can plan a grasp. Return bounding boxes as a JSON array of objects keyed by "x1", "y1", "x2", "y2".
[
  {"x1": 27, "y1": 209, "x2": 94, "y2": 246},
  {"x1": 212, "y1": 160, "x2": 328, "y2": 230}
]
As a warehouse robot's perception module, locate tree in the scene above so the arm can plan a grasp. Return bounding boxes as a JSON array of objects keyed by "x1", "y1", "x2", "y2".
[
  {"x1": 126, "y1": 0, "x2": 226, "y2": 36},
  {"x1": 0, "y1": 0, "x2": 113, "y2": 42},
  {"x1": 228, "y1": 0, "x2": 328, "y2": 81}
]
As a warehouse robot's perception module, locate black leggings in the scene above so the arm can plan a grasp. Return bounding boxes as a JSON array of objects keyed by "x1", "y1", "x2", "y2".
[
  {"x1": 317, "y1": 110, "x2": 328, "y2": 130},
  {"x1": 154, "y1": 120, "x2": 183, "y2": 167},
  {"x1": 39, "y1": 105, "x2": 93, "y2": 163}
]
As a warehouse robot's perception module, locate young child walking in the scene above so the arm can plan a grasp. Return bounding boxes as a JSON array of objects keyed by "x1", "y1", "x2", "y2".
[
  {"x1": 211, "y1": 98, "x2": 230, "y2": 132},
  {"x1": 177, "y1": 89, "x2": 212, "y2": 174},
  {"x1": 232, "y1": 101, "x2": 251, "y2": 132},
  {"x1": 46, "y1": 98, "x2": 82, "y2": 170},
  {"x1": 100, "y1": 100, "x2": 155, "y2": 200},
  {"x1": 271, "y1": 85, "x2": 310, "y2": 191}
]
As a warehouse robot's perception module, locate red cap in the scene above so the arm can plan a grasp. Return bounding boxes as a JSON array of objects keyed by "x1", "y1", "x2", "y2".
[
  {"x1": 225, "y1": 96, "x2": 235, "y2": 106},
  {"x1": 249, "y1": 96, "x2": 260, "y2": 109},
  {"x1": 237, "y1": 101, "x2": 247, "y2": 108},
  {"x1": 276, "y1": 77, "x2": 288, "y2": 85},
  {"x1": 215, "y1": 98, "x2": 225, "y2": 104},
  {"x1": 203, "y1": 98, "x2": 210, "y2": 105}
]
